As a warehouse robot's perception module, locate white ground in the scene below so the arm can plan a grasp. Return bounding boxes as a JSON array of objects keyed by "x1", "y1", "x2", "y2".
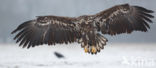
[{"x1": 0, "y1": 43, "x2": 156, "y2": 68}]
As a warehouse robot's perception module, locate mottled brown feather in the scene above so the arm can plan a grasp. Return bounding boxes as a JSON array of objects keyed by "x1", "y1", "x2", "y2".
[{"x1": 94, "y1": 4, "x2": 154, "y2": 35}]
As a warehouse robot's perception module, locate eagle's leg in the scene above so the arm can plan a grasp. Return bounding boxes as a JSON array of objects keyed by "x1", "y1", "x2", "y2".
[{"x1": 79, "y1": 32, "x2": 108, "y2": 54}]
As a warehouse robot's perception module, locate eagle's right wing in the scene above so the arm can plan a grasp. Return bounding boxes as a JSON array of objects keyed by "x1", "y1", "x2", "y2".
[{"x1": 11, "y1": 16, "x2": 81, "y2": 48}]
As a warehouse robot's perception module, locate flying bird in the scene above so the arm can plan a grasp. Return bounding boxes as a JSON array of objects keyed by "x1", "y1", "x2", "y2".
[{"x1": 11, "y1": 4, "x2": 154, "y2": 54}]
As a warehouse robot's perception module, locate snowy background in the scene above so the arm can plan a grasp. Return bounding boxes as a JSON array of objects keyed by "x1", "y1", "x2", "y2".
[
  {"x1": 0, "y1": 0, "x2": 156, "y2": 68},
  {"x1": 0, "y1": 43, "x2": 156, "y2": 68}
]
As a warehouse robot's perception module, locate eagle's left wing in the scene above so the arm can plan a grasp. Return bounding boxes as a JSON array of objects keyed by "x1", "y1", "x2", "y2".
[
  {"x1": 94, "y1": 4, "x2": 154, "y2": 35},
  {"x1": 11, "y1": 16, "x2": 81, "y2": 48}
]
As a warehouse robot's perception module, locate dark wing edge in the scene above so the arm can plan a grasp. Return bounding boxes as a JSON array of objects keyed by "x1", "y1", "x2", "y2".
[
  {"x1": 94, "y1": 4, "x2": 154, "y2": 35},
  {"x1": 11, "y1": 17, "x2": 81, "y2": 48}
]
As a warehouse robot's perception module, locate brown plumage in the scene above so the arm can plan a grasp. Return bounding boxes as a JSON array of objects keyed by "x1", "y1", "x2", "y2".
[{"x1": 11, "y1": 4, "x2": 154, "y2": 54}]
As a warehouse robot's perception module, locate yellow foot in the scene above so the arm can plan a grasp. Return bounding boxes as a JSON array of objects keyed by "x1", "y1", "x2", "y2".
[
  {"x1": 91, "y1": 46, "x2": 97, "y2": 54},
  {"x1": 84, "y1": 47, "x2": 88, "y2": 53}
]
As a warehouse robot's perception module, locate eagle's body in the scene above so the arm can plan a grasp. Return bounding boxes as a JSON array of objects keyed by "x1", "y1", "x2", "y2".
[{"x1": 12, "y1": 4, "x2": 154, "y2": 54}]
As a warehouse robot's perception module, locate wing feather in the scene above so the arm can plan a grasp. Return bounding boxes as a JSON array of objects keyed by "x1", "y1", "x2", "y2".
[
  {"x1": 12, "y1": 16, "x2": 81, "y2": 48},
  {"x1": 94, "y1": 4, "x2": 154, "y2": 35}
]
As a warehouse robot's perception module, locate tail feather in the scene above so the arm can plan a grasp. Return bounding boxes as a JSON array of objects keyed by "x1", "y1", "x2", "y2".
[{"x1": 80, "y1": 33, "x2": 108, "y2": 54}]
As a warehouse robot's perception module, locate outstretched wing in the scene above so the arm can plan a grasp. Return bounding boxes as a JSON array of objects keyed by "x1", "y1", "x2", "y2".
[
  {"x1": 94, "y1": 4, "x2": 154, "y2": 35},
  {"x1": 11, "y1": 16, "x2": 81, "y2": 48}
]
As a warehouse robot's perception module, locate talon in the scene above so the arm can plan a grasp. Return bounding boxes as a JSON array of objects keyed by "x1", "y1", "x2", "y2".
[
  {"x1": 84, "y1": 47, "x2": 88, "y2": 53},
  {"x1": 91, "y1": 46, "x2": 97, "y2": 54}
]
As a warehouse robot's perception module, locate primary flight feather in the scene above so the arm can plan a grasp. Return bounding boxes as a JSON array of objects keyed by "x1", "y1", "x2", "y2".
[{"x1": 11, "y1": 4, "x2": 154, "y2": 54}]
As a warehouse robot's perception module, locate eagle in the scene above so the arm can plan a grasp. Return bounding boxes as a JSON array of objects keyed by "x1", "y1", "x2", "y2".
[{"x1": 11, "y1": 4, "x2": 154, "y2": 54}]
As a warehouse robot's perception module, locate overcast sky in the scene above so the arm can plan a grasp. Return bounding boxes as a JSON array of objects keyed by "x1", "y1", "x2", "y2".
[{"x1": 0, "y1": 0, "x2": 156, "y2": 43}]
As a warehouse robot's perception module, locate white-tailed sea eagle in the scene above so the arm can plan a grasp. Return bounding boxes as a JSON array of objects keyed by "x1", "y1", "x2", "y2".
[{"x1": 11, "y1": 4, "x2": 154, "y2": 54}]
